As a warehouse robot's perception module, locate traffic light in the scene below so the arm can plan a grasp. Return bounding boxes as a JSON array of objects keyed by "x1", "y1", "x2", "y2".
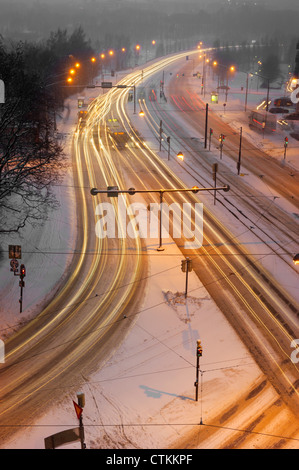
[
  {"x1": 210, "y1": 128, "x2": 213, "y2": 136},
  {"x1": 20, "y1": 264, "x2": 26, "y2": 277},
  {"x1": 284, "y1": 137, "x2": 289, "y2": 146},
  {"x1": 181, "y1": 260, "x2": 186, "y2": 272},
  {"x1": 196, "y1": 340, "x2": 202, "y2": 357}
]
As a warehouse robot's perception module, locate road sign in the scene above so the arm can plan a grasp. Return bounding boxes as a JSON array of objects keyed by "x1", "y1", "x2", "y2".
[
  {"x1": 73, "y1": 400, "x2": 83, "y2": 420},
  {"x1": 10, "y1": 259, "x2": 19, "y2": 272},
  {"x1": 8, "y1": 245, "x2": 21, "y2": 259},
  {"x1": 101, "y1": 81, "x2": 113, "y2": 88},
  {"x1": 44, "y1": 427, "x2": 81, "y2": 449}
]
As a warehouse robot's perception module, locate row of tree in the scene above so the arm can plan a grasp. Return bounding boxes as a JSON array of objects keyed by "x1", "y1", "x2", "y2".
[{"x1": 211, "y1": 39, "x2": 296, "y2": 86}]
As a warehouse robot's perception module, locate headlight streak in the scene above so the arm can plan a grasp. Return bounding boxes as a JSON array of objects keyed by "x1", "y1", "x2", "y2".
[
  {"x1": 0, "y1": 74, "x2": 146, "y2": 418},
  {"x1": 115, "y1": 67, "x2": 299, "y2": 395}
]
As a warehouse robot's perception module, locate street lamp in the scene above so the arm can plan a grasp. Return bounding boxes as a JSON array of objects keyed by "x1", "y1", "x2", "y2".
[
  {"x1": 212, "y1": 61, "x2": 236, "y2": 102},
  {"x1": 177, "y1": 151, "x2": 184, "y2": 160},
  {"x1": 293, "y1": 254, "x2": 299, "y2": 265}
]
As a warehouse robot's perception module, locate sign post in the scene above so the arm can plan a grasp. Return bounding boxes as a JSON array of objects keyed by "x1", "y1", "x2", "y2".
[
  {"x1": 74, "y1": 392, "x2": 86, "y2": 449},
  {"x1": 44, "y1": 394, "x2": 86, "y2": 449}
]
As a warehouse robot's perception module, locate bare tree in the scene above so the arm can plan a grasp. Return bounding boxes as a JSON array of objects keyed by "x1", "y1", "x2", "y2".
[{"x1": 0, "y1": 43, "x2": 65, "y2": 233}]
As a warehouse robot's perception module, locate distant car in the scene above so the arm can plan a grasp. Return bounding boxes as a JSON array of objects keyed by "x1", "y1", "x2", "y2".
[
  {"x1": 274, "y1": 97, "x2": 294, "y2": 107},
  {"x1": 285, "y1": 112, "x2": 299, "y2": 120},
  {"x1": 269, "y1": 107, "x2": 289, "y2": 114}
]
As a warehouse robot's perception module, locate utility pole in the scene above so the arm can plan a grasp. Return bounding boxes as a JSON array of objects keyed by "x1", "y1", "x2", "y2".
[
  {"x1": 159, "y1": 120, "x2": 163, "y2": 151},
  {"x1": 19, "y1": 264, "x2": 26, "y2": 313},
  {"x1": 237, "y1": 126, "x2": 242, "y2": 175},
  {"x1": 181, "y1": 257, "x2": 192, "y2": 298},
  {"x1": 245, "y1": 73, "x2": 249, "y2": 112},
  {"x1": 204, "y1": 103, "x2": 208, "y2": 149},
  {"x1": 167, "y1": 136, "x2": 171, "y2": 160},
  {"x1": 194, "y1": 339, "x2": 202, "y2": 402},
  {"x1": 209, "y1": 128, "x2": 213, "y2": 151},
  {"x1": 212, "y1": 163, "x2": 218, "y2": 205}
]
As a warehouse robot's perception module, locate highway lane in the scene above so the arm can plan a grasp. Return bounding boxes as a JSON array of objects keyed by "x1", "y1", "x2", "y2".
[
  {"x1": 105, "y1": 54, "x2": 299, "y2": 417},
  {"x1": 0, "y1": 82, "x2": 147, "y2": 444}
]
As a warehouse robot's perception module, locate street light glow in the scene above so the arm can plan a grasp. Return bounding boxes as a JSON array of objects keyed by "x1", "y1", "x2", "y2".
[{"x1": 177, "y1": 151, "x2": 184, "y2": 160}]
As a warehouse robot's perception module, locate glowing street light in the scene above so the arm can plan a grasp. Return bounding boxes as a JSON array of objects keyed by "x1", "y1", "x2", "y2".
[
  {"x1": 293, "y1": 254, "x2": 299, "y2": 265},
  {"x1": 177, "y1": 151, "x2": 184, "y2": 160}
]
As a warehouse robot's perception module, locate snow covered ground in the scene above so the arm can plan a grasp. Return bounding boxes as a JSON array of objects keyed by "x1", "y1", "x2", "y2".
[{"x1": 0, "y1": 53, "x2": 298, "y2": 450}]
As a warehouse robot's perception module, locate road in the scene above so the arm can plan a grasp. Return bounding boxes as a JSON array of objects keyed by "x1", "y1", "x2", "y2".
[
  {"x1": 0, "y1": 50, "x2": 298, "y2": 448},
  {"x1": 107, "y1": 52, "x2": 299, "y2": 445},
  {"x1": 0, "y1": 77, "x2": 148, "y2": 445}
]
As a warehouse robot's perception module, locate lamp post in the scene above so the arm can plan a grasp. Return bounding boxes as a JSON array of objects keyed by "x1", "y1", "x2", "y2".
[{"x1": 212, "y1": 61, "x2": 235, "y2": 103}]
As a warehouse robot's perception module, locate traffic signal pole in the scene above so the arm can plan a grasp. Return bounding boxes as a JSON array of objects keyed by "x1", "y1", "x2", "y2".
[
  {"x1": 284, "y1": 137, "x2": 288, "y2": 160},
  {"x1": 18, "y1": 264, "x2": 26, "y2": 313},
  {"x1": 194, "y1": 340, "x2": 202, "y2": 402}
]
